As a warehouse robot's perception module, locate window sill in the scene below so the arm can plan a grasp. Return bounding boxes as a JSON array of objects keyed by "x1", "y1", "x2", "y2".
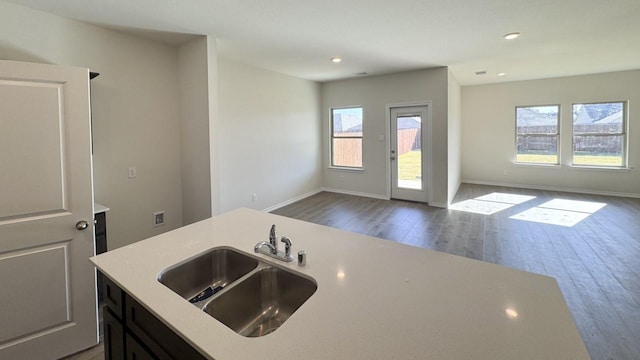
[
  {"x1": 569, "y1": 165, "x2": 631, "y2": 173},
  {"x1": 512, "y1": 162, "x2": 632, "y2": 173},
  {"x1": 328, "y1": 166, "x2": 365, "y2": 172},
  {"x1": 513, "y1": 162, "x2": 561, "y2": 169}
]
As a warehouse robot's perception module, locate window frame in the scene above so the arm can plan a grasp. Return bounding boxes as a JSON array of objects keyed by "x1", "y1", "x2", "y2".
[
  {"x1": 571, "y1": 101, "x2": 627, "y2": 169},
  {"x1": 330, "y1": 106, "x2": 364, "y2": 169},
  {"x1": 514, "y1": 104, "x2": 561, "y2": 166}
]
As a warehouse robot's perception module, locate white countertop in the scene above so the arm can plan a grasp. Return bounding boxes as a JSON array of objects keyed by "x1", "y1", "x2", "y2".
[
  {"x1": 94, "y1": 202, "x2": 110, "y2": 214},
  {"x1": 90, "y1": 208, "x2": 590, "y2": 360}
]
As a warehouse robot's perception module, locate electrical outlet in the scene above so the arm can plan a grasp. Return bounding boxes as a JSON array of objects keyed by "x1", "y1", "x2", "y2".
[
  {"x1": 128, "y1": 166, "x2": 137, "y2": 179},
  {"x1": 252, "y1": 193, "x2": 258, "y2": 202},
  {"x1": 153, "y1": 211, "x2": 165, "y2": 227}
]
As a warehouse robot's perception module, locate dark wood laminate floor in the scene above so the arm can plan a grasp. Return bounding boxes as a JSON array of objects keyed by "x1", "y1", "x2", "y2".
[
  {"x1": 272, "y1": 183, "x2": 640, "y2": 360},
  {"x1": 61, "y1": 343, "x2": 104, "y2": 360}
]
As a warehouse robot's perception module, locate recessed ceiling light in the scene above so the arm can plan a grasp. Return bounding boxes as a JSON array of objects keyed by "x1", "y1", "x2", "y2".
[
  {"x1": 497, "y1": 72, "x2": 506, "y2": 76},
  {"x1": 505, "y1": 307, "x2": 519, "y2": 319},
  {"x1": 331, "y1": 57, "x2": 342, "y2": 63},
  {"x1": 504, "y1": 32, "x2": 521, "y2": 40}
]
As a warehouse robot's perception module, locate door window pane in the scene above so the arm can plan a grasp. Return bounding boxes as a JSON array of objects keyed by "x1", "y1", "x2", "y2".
[{"x1": 397, "y1": 116, "x2": 422, "y2": 190}]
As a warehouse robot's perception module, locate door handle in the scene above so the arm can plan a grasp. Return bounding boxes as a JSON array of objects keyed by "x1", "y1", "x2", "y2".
[{"x1": 76, "y1": 220, "x2": 89, "y2": 231}]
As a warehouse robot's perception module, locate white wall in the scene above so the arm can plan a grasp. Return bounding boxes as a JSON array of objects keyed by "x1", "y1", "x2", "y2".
[
  {"x1": 216, "y1": 57, "x2": 322, "y2": 212},
  {"x1": 462, "y1": 70, "x2": 640, "y2": 196},
  {"x1": 0, "y1": 1, "x2": 184, "y2": 249},
  {"x1": 447, "y1": 70, "x2": 462, "y2": 203},
  {"x1": 178, "y1": 37, "x2": 211, "y2": 224},
  {"x1": 206, "y1": 37, "x2": 221, "y2": 215},
  {"x1": 321, "y1": 68, "x2": 450, "y2": 205}
]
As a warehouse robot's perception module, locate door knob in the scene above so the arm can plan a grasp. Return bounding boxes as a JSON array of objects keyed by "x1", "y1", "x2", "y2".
[{"x1": 76, "y1": 220, "x2": 89, "y2": 231}]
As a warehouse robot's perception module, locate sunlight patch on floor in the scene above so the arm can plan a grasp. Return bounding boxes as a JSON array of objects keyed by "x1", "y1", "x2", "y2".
[
  {"x1": 449, "y1": 193, "x2": 607, "y2": 226},
  {"x1": 450, "y1": 193, "x2": 536, "y2": 215},
  {"x1": 449, "y1": 199, "x2": 515, "y2": 215},
  {"x1": 538, "y1": 199, "x2": 607, "y2": 213},
  {"x1": 509, "y1": 207, "x2": 591, "y2": 227},
  {"x1": 475, "y1": 193, "x2": 536, "y2": 205},
  {"x1": 510, "y1": 199, "x2": 606, "y2": 227}
]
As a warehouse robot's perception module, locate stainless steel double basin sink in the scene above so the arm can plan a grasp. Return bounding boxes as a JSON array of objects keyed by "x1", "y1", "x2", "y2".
[{"x1": 157, "y1": 247, "x2": 317, "y2": 337}]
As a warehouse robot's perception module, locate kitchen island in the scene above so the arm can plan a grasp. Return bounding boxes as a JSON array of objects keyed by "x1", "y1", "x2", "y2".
[{"x1": 91, "y1": 208, "x2": 590, "y2": 359}]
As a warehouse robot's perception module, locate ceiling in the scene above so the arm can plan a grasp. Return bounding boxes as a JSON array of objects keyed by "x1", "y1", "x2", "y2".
[{"x1": 6, "y1": 0, "x2": 640, "y2": 85}]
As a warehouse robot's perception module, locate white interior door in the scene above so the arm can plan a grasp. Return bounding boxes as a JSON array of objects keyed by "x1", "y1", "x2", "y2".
[
  {"x1": 390, "y1": 106, "x2": 429, "y2": 202},
  {"x1": 0, "y1": 60, "x2": 98, "y2": 359}
]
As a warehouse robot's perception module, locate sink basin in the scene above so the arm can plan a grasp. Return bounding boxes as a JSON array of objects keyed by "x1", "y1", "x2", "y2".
[
  {"x1": 203, "y1": 266, "x2": 317, "y2": 337},
  {"x1": 158, "y1": 247, "x2": 259, "y2": 302},
  {"x1": 159, "y1": 246, "x2": 317, "y2": 337}
]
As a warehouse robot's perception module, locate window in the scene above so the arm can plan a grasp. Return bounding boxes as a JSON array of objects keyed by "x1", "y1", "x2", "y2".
[
  {"x1": 515, "y1": 105, "x2": 560, "y2": 164},
  {"x1": 331, "y1": 107, "x2": 363, "y2": 168},
  {"x1": 572, "y1": 102, "x2": 626, "y2": 167}
]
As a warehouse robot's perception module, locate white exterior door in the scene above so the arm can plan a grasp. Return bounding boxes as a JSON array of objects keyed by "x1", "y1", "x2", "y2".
[
  {"x1": 0, "y1": 60, "x2": 98, "y2": 359},
  {"x1": 390, "y1": 106, "x2": 430, "y2": 202}
]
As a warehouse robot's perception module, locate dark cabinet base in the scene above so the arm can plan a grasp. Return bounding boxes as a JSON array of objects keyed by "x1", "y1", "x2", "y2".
[
  {"x1": 95, "y1": 211, "x2": 107, "y2": 254},
  {"x1": 104, "y1": 307, "x2": 125, "y2": 360},
  {"x1": 95, "y1": 211, "x2": 108, "y2": 302},
  {"x1": 126, "y1": 333, "x2": 156, "y2": 360},
  {"x1": 99, "y1": 272, "x2": 206, "y2": 360}
]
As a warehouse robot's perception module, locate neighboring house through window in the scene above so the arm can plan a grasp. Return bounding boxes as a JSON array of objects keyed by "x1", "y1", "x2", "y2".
[
  {"x1": 331, "y1": 107, "x2": 363, "y2": 168},
  {"x1": 572, "y1": 102, "x2": 627, "y2": 167}
]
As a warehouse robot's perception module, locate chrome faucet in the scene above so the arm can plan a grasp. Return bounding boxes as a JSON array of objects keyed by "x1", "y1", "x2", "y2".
[
  {"x1": 254, "y1": 241, "x2": 276, "y2": 254},
  {"x1": 255, "y1": 224, "x2": 294, "y2": 262},
  {"x1": 269, "y1": 224, "x2": 278, "y2": 253},
  {"x1": 281, "y1": 236, "x2": 291, "y2": 258}
]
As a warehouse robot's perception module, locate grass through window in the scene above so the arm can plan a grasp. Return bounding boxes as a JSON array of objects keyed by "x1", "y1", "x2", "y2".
[{"x1": 398, "y1": 150, "x2": 421, "y2": 180}]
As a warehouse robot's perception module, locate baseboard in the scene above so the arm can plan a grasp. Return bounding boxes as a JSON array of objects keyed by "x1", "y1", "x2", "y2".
[
  {"x1": 428, "y1": 201, "x2": 449, "y2": 208},
  {"x1": 262, "y1": 187, "x2": 451, "y2": 209},
  {"x1": 323, "y1": 187, "x2": 452, "y2": 207},
  {"x1": 462, "y1": 179, "x2": 640, "y2": 199},
  {"x1": 321, "y1": 187, "x2": 390, "y2": 200},
  {"x1": 261, "y1": 189, "x2": 323, "y2": 213}
]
